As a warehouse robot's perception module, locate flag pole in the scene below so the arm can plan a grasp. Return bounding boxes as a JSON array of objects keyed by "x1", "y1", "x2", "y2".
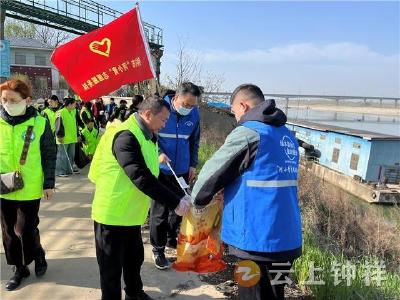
[
  {"x1": 136, "y1": 2, "x2": 160, "y2": 96},
  {"x1": 154, "y1": 78, "x2": 162, "y2": 96}
]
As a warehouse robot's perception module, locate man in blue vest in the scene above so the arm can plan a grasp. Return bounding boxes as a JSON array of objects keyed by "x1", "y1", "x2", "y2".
[
  {"x1": 150, "y1": 82, "x2": 201, "y2": 270},
  {"x1": 191, "y1": 84, "x2": 302, "y2": 300}
]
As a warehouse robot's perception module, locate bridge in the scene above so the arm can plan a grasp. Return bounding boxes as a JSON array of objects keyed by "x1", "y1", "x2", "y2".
[
  {"x1": 203, "y1": 92, "x2": 400, "y2": 114},
  {"x1": 203, "y1": 92, "x2": 400, "y2": 126}
]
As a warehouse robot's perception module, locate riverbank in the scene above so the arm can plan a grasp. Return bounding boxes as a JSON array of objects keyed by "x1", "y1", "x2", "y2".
[{"x1": 198, "y1": 141, "x2": 400, "y2": 299}]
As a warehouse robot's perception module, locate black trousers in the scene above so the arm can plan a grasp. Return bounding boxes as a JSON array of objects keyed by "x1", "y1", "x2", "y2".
[
  {"x1": 0, "y1": 198, "x2": 44, "y2": 267},
  {"x1": 237, "y1": 259, "x2": 294, "y2": 300},
  {"x1": 149, "y1": 172, "x2": 188, "y2": 255},
  {"x1": 94, "y1": 221, "x2": 144, "y2": 300}
]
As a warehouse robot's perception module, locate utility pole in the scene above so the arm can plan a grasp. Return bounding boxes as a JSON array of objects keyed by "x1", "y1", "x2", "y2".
[
  {"x1": 0, "y1": 5, "x2": 8, "y2": 83},
  {"x1": 0, "y1": 5, "x2": 5, "y2": 40}
]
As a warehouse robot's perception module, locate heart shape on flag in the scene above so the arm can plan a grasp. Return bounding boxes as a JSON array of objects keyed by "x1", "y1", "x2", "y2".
[{"x1": 89, "y1": 38, "x2": 111, "y2": 57}]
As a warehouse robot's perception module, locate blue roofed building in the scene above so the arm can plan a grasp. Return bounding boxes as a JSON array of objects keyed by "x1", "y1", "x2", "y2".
[{"x1": 287, "y1": 121, "x2": 400, "y2": 183}]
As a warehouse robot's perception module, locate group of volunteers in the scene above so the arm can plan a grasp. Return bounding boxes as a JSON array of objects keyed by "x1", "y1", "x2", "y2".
[{"x1": 0, "y1": 79, "x2": 302, "y2": 300}]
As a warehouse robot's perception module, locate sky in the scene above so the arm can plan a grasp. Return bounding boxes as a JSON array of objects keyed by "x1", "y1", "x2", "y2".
[{"x1": 100, "y1": 1, "x2": 399, "y2": 97}]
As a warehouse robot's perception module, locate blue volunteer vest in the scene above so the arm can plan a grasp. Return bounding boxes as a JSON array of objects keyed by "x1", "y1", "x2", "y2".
[
  {"x1": 222, "y1": 121, "x2": 302, "y2": 253},
  {"x1": 158, "y1": 96, "x2": 200, "y2": 175}
]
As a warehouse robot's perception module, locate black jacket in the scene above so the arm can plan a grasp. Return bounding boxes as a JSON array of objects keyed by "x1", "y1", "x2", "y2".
[
  {"x1": 0, "y1": 106, "x2": 57, "y2": 190},
  {"x1": 111, "y1": 114, "x2": 181, "y2": 209}
]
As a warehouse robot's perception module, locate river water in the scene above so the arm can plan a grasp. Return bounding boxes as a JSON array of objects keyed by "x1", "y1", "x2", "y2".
[{"x1": 285, "y1": 106, "x2": 400, "y2": 137}]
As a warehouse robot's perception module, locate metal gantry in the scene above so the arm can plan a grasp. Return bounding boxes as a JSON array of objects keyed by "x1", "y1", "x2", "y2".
[{"x1": 0, "y1": 0, "x2": 163, "y2": 48}]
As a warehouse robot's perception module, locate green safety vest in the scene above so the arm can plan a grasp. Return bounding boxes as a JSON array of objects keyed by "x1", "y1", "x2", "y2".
[
  {"x1": 42, "y1": 107, "x2": 57, "y2": 132},
  {"x1": 56, "y1": 108, "x2": 77, "y2": 144},
  {"x1": 0, "y1": 115, "x2": 46, "y2": 200},
  {"x1": 89, "y1": 115, "x2": 159, "y2": 226},
  {"x1": 81, "y1": 127, "x2": 99, "y2": 155}
]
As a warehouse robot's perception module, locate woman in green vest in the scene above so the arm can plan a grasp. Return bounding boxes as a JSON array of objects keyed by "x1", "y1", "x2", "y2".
[
  {"x1": 0, "y1": 79, "x2": 56, "y2": 291},
  {"x1": 80, "y1": 101, "x2": 95, "y2": 126},
  {"x1": 42, "y1": 94, "x2": 61, "y2": 133},
  {"x1": 89, "y1": 95, "x2": 191, "y2": 300}
]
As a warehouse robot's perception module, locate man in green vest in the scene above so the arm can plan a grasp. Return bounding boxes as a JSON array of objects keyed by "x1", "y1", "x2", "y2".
[
  {"x1": 55, "y1": 98, "x2": 79, "y2": 177},
  {"x1": 42, "y1": 95, "x2": 61, "y2": 133},
  {"x1": 89, "y1": 95, "x2": 191, "y2": 300}
]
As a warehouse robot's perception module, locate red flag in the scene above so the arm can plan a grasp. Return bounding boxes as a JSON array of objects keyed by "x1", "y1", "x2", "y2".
[{"x1": 51, "y1": 6, "x2": 155, "y2": 101}]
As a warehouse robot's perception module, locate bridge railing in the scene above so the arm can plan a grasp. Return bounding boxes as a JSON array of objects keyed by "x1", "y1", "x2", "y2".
[{"x1": 203, "y1": 92, "x2": 400, "y2": 108}]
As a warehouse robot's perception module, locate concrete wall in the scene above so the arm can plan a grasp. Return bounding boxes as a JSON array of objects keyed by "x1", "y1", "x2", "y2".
[
  {"x1": 11, "y1": 48, "x2": 52, "y2": 67},
  {"x1": 10, "y1": 47, "x2": 59, "y2": 96},
  {"x1": 367, "y1": 140, "x2": 400, "y2": 182},
  {"x1": 303, "y1": 162, "x2": 400, "y2": 203}
]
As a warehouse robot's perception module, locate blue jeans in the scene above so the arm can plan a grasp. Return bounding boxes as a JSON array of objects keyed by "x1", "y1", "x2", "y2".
[{"x1": 56, "y1": 143, "x2": 75, "y2": 175}]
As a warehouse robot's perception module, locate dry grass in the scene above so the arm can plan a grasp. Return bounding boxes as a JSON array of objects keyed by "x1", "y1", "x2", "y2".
[{"x1": 298, "y1": 169, "x2": 400, "y2": 271}]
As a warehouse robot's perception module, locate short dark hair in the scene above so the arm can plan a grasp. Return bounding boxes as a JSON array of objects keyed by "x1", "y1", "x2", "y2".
[
  {"x1": 120, "y1": 99, "x2": 127, "y2": 105},
  {"x1": 110, "y1": 97, "x2": 115, "y2": 101},
  {"x1": 230, "y1": 84, "x2": 265, "y2": 104},
  {"x1": 64, "y1": 98, "x2": 75, "y2": 106},
  {"x1": 84, "y1": 102, "x2": 92, "y2": 110},
  {"x1": 176, "y1": 82, "x2": 201, "y2": 97},
  {"x1": 50, "y1": 95, "x2": 59, "y2": 101},
  {"x1": 131, "y1": 95, "x2": 144, "y2": 106},
  {"x1": 163, "y1": 89, "x2": 176, "y2": 98},
  {"x1": 138, "y1": 95, "x2": 170, "y2": 114}
]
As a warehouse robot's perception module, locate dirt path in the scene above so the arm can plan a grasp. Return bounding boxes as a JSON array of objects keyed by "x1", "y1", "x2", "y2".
[{"x1": 0, "y1": 167, "x2": 225, "y2": 300}]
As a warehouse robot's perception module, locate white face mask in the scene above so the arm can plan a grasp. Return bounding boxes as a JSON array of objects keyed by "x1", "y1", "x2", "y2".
[
  {"x1": 176, "y1": 106, "x2": 193, "y2": 116},
  {"x1": 3, "y1": 100, "x2": 27, "y2": 116}
]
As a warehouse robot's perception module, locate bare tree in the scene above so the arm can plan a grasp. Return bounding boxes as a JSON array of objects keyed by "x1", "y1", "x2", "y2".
[
  {"x1": 165, "y1": 39, "x2": 201, "y2": 90},
  {"x1": 164, "y1": 38, "x2": 225, "y2": 99},
  {"x1": 34, "y1": 25, "x2": 72, "y2": 47},
  {"x1": 5, "y1": 19, "x2": 72, "y2": 47}
]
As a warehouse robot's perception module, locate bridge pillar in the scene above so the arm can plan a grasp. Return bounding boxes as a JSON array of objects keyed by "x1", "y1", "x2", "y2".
[
  {"x1": 336, "y1": 98, "x2": 339, "y2": 106},
  {"x1": 380, "y1": 99, "x2": 383, "y2": 107},
  {"x1": 285, "y1": 97, "x2": 289, "y2": 115},
  {"x1": 364, "y1": 98, "x2": 367, "y2": 105},
  {"x1": 396, "y1": 99, "x2": 399, "y2": 108}
]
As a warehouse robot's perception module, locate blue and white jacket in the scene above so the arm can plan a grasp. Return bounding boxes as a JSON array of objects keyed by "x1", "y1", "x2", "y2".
[
  {"x1": 192, "y1": 99, "x2": 302, "y2": 261},
  {"x1": 158, "y1": 95, "x2": 200, "y2": 176}
]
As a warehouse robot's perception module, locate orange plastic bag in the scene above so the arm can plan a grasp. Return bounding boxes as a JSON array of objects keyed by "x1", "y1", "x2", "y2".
[{"x1": 172, "y1": 194, "x2": 226, "y2": 273}]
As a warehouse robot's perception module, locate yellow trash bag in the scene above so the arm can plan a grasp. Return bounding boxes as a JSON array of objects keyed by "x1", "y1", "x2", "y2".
[{"x1": 172, "y1": 193, "x2": 226, "y2": 273}]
